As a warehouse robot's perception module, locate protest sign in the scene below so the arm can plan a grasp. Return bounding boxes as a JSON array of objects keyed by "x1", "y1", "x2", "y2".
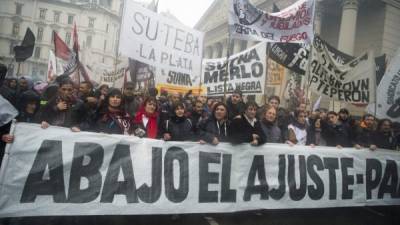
[
  {"x1": 202, "y1": 42, "x2": 266, "y2": 96},
  {"x1": 228, "y1": 0, "x2": 315, "y2": 43},
  {"x1": 367, "y1": 48, "x2": 400, "y2": 121},
  {"x1": 119, "y1": 0, "x2": 204, "y2": 92},
  {"x1": 308, "y1": 37, "x2": 376, "y2": 104},
  {"x1": 268, "y1": 37, "x2": 386, "y2": 82},
  {"x1": 0, "y1": 123, "x2": 399, "y2": 217}
]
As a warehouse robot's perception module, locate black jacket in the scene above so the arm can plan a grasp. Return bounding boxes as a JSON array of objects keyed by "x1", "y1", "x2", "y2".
[
  {"x1": 160, "y1": 116, "x2": 194, "y2": 141},
  {"x1": 40, "y1": 96, "x2": 86, "y2": 128},
  {"x1": 226, "y1": 97, "x2": 245, "y2": 121},
  {"x1": 198, "y1": 117, "x2": 230, "y2": 144},
  {"x1": 230, "y1": 114, "x2": 266, "y2": 146},
  {"x1": 373, "y1": 131, "x2": 397, "y2": 150},
  {"x1": 321, "y1": 121, "x2": 352, "y2": 147}
]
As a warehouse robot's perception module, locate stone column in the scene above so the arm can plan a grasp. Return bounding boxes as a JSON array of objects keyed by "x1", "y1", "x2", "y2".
[
  {"x1": 233, "y1": 39, "x2": 242, "y2": 54},
  {"x1": 314, "y1": 0, "x2": 324, "y2": 35},
  {"x1": 337, "y1": 0, "x2": 359, "y2": 55},
  {"x1": 221, "y1": 39, "x2": 228, "y2": 58},
  {"x1": 213, "y1": 42, "x2": 223, "y2": 58},
  {"x1": 206, "y1": 46, "x2": 213, "y2": 59}
]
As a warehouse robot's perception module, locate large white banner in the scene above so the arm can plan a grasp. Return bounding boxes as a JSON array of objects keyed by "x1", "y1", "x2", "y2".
[
  {"x1": 0, "y1": 123, "x2": 399, "y2": 217},
  {"x1": 202, "y1": 42, "x2": 267, "y2": 96},
  {"x1": 368, "y1": 48, "x2": 400, "y2": 121},
  {"x1": 228, "y1": 0, "x2": 315, "y2": 43},
  {"x1": 119, "y1": 0, "x2": 204, "y2": 91},
  {"x1": 308, "y1": 38, "x2": 376, "y2": 104}
]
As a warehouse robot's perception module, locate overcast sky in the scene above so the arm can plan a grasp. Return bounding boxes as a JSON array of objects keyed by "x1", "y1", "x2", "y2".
[{"x1": 143, "y1": 0, "x2": 215, "y2": 27}]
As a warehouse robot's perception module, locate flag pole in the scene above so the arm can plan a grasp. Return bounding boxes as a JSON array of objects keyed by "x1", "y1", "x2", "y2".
[
  {"x1": 264, "y1": 42, "x2": 271, "y2": 105},
  {"x1": 16, "y1": 62, "x2": 21, "y2": 78},
  {"x1": 223, "y1": 29, "x2": 232, "y2": 103},
  {"x1": 305, "y1": 44, "x2": 313, "y2": 111}
]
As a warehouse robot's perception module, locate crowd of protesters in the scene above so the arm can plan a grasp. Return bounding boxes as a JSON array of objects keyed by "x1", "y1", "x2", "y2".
[{"x1": 1, "y1": 72, "x2": 400, "y2": 166}]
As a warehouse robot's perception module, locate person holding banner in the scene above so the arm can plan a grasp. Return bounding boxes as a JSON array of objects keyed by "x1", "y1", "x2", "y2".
[
  {"x1": 39, "y1": 78, "x2": 86, "y2": 132},
  {"x1": 160, "y1": 101, "x2": 195, "y2": 141},
  {"x1": 133, "y1": 96, "x2": 159, "y2": 139},
  {"x1": 287, "y1": 110, "x2": 308, "y2": 146},
  {"x1": 260, "y1": 105, "x2": 282, "y2": 143},
  {"x1": 320, "y1": 111, "x2": 352, "y2": 148},
  {"x1": 96, "y1": 88, "x2": 132, "y2": 135},
  {"x1": 354, "y1": 114, "x2": 377, "y2": 150},
  {"x1": 227, "y1": 89, "x2": 246, "y2": 120},
  {"x1": 230, "y1": 101, "x2": 265, "y2": 146},
  {"x1": 198, "y1": 102, "x2": 230, "y2": 145},
  {"x1": 373, "y1": 119, "x2": 397, "y2": 150}
]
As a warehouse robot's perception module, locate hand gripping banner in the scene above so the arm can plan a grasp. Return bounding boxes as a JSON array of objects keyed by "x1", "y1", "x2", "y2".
[{"x1": 0, "y1": 123, "x2": 399, "y2": 217}]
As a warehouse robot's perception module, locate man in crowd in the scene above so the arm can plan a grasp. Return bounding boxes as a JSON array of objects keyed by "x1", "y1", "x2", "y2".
[
  {"x1": 354, "y1": 114, "x2": 377, "y2": 150},
  {"x1": 123, "y1": 81, "x2": 141, "y2": 116},
  {"x1": 321, "y1": 111, "x2": 352, "y2": 148},
  {"x1": 226, "y1": 89, "x2": 245, "y2": 120}
]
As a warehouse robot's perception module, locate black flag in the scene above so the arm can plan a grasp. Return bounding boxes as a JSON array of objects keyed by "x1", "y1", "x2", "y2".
[{"x1": 14, "y1": 28, "x2": 35, "y2": 62}]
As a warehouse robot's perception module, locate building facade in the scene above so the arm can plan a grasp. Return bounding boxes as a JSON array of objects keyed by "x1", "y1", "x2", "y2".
[
  {"x1": 0, "y1": 0, "x2": 122, "y2": 81},
  {"x1": 195, "y1": 0, "x2": 400, "y2": 113}
]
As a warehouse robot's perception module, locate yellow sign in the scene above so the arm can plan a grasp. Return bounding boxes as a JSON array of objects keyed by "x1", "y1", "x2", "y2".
[{"x1": 156, "y1": 84, "x2": 206, "y2": 96}]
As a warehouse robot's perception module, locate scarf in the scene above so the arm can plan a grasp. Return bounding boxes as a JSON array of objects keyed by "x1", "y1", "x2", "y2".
[
  {"x1": 292, "y1": 120, "x2": 307, "y2": 130},
  {"x1": 103, "y1": 109, "x2": 131, "y2": 135},
  {"x1": 133, "y1": 106, "x2": 158, "y2": 138}
]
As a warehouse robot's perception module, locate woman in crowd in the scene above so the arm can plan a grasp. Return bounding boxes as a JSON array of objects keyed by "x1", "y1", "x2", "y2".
[
  {"x1": 230, "y1": 101, "x2": 265, "y2": 146},
  {"x1": 96, "y1": 88, "x2": 132, "y2": 135},
  {"x1": 287, "y1": 110, "x2": 308, "y2": 146},
  {"x1": 373, "y1": 119, "x2": 397, "y2": 150},
  {"x1": 16, "y1": 90, "x2": 41, "y2": 123},
  {"x1": 160, "y1": 101, "x2": 194, "y2": 141},
  {"x1": 307, "y1": 118, "x2": 326, "y2": 146},
  {"x1": 260, "y1": 105, "x2": 281, "y2": 143},
  {"x1": 198, "y1": 102, "x2": 230, "y2": 145},
  {"x1": 132, "y1": 96, "x2": 159, "y2": 139}
]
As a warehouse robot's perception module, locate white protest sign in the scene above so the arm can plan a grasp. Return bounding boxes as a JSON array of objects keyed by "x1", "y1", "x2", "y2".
[
  {"x1": 202, "y1": 42, "x2": 266, "y2": 96},
  {"x1": 0, "y1": 123, "x2": 399, "y2": 217},
  {"x1": 228, "y1": 0, "x2": 315, "y2": 43},
  {"x1": 368, "y1": 48, "x2": 400, "y2": 121},
  {"x1": 309, "y1": 38, "x2": 376, "y2": 104},
  {"x1": 119, "y1": 0, "x2": 204, "y2": 90}
]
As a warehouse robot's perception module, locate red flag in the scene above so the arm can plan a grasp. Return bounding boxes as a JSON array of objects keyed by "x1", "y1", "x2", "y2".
[
  {"x1": 53, "y1": 31, "x2": 71, "y2": 61},
  {"x1": 73, "y1": 22, "x2": 79, "y2": 56}
]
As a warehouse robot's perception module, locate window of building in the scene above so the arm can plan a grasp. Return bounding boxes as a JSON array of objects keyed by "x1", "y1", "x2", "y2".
[
  {"x1": 86, "y1": 35, "x2": 92, "y2": 48},
  {"x1": 103, "y1": 40, "x2": 107, "y2": 52},
  {"x1": 39, "y1": 8, "x2": 47, "y2": 20},
  {"x1": 37, "y1": 27, "x2": 44, "y2": 41},
  {"x1": 89, "y1": 17, "x2": 95, "y2": 28},
  {"x1": 54, "y1": 11, "x2": 60, "y2": 23},
  {"x1": 68, "y1": 15, "x2": 74, "y2": 25},
  {"x1": 12, "y1": 23, "x2": 20, "y2": 36},
  {"x1": 34, "y1": 47, "x2": 41, "y2": 58},
  {"x1": 65, "y1": 32, "x2": 71, "y2": 45},
  {"x1": 16, "y1": 3, "x2": 23, "y2": 15},
  {"x1": 106, "y1": 23, "x2": 109, "y2": 33}
]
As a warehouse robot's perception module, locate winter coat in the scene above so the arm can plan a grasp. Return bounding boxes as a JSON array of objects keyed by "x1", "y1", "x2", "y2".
[
  {"x1": 198, "y1": 117, "x2": 230, "y2": 144},
  {"x1": 40, "y1": 96, "x2": 86, "y2": 128},
  {"x1": 260, "y1": 120, "x2": 282, "y2": 143},
  {"x1": 160, "y1": 116, "x2": 194, "y2": 141},
  {"x1": 226, "y1": 97, "x2": 245, "y2": 120},
  {"x1": 230, "y1": 114, "x2": 266, "y2": 146},
  {"x1": 96, "y1": 110, "x2": 132, "y2": 135},
  {"x1": 373, "y1": 131, "x2": 397, "y2": 150},
  {"x1": 321, "y1": 121, "x2": 352, "y2": 147}
]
